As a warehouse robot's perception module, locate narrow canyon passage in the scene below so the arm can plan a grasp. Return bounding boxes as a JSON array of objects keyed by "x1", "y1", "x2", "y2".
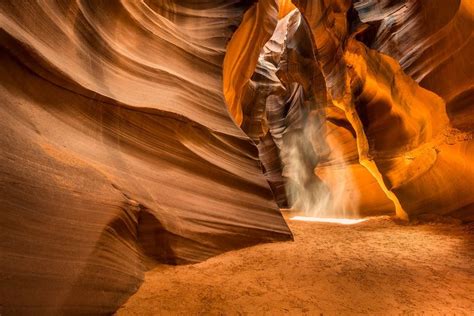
[
  {"x1": 1, "y1": 0, "x2": 473, "y2": 314},
  {"x1": 118, "y1": 214, "x2": 474, "y2": 315}
]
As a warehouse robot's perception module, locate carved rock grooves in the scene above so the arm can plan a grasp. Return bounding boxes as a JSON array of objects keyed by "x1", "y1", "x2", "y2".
[
  {"x1": 0, "y1": 1, "x2": 292, "y2": 314},
  {"x1": 1, "y1": 0, "x2": 473, "y2": 314}
]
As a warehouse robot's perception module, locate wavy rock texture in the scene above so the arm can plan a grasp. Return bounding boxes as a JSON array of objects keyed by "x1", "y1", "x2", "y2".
[
  {"x1": 353, "y1": 0, "x2": 474, "y2": 219},
  {"x1": 285, "y1": 0, "x2": 473, "y2": 220},
  {"x1": 234, "y1": 3, "x2": 396, "y2": 217},
  {"x1": 1, "y1": 0, "x2": 473, "y2": 314},
  {"x1": 229, "y1": 0, "x2": 472, "y2": 220},
  {"x1": 223, "y1": 0, "x2": 280, "y2": 126},
  {"x1": 0, "y1": 1, "x2": 292, "y2": 314}
]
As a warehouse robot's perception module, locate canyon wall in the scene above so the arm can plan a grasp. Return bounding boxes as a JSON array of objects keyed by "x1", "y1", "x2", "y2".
[
  {"x1": 0, "y1": 0, "x2": 473, "y2": 314},
  {"x1": 227, "y1": 0, "x2": 473, "y2": 220},
  {"x1": 291, "y1": 0, "x2": 474, "y2": 220},
  {"x1": 0, "y1": 1, "x2": 291, "y2": 314}
]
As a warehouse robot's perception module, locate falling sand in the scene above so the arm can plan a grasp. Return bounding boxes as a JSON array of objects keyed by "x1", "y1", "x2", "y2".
[{"x1": 117, "y1": 214, "x2": 474, "y2": 315}]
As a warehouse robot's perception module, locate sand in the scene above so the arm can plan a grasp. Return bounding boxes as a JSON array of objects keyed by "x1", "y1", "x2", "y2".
[{"x1": 117, "y1": 215, "x2": 474, "y2": 315}]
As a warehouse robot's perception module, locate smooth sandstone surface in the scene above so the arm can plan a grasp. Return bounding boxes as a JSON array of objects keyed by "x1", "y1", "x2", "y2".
[
  {"x1": 0, "y1": 1, "x2": 292, "y2": 314},
  {"x1": 227, "y1": 0, "x2": 473, "y2": 220},
  {"x1": 0, "y1": 0, "x2": 473, "y2": 314},
  {"x1": 291, "y1": 0, "x2": 474, "y2": 220}
]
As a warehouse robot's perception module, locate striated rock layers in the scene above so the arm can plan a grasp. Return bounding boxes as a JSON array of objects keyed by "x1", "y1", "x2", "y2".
[
  {"x1": 1, "y1": 0, "x2": 473, "y2": 314},
  {"x1": 291, "y1": 0, "x2": 474, "y2": 221},
  {"x1": 225, "y1": 0, "x2": 473, "y2": 220},
  {"x1": 0, "y1": 1, "x2": 292, "y2": 314}
]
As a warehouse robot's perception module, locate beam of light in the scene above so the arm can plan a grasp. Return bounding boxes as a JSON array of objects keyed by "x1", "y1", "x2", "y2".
[{"x1": 290, "y1": 216, "x2": 367, "y2": 225}]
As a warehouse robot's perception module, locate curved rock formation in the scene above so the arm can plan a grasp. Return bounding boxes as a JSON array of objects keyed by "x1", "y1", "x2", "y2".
[
  {"x1": 1, "y1": 0, "x2": 473, "y2": 314},
  {"x1": 0, "y1": 1, "x2": 292, "y2": 314},
  {"x1": 290, "y1": 0, "x2": 474, "y2": 221},
  {"x1": 227, "y1": 0, "x2": 473, "y2": 220}
]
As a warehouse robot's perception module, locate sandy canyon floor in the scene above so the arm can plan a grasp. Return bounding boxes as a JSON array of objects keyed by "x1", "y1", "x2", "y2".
[{"x1": 117, "y1": 214, "x2": 474, "y2": 315}]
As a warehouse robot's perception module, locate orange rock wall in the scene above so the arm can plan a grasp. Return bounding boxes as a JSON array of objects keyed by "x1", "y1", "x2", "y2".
[
  {"x1": 0, "y1": 0, "x2": 473, "y2": 314},
  {"x1": 289, "y1": 0, "x2": 474, "y2": 220},
  {"x1": 0, "y1": 1, "x2": 292, "y2": 314},
  {"x1": 228, "y1": 0, "x2": 473, "y2": 220}
]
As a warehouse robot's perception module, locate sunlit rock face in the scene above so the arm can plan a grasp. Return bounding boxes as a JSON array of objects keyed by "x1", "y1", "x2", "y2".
[
  {"x1": 290, "y1": 0, "x2": 474, "y2": 221},
  {"x1": 0, "y1": 1, "x2": 292, "y2": 314},
  {"x1": 228, "y1": 0, "x2": 473, "y2": 220},
  {"x1": 0, "y1": 0, "x2": 473, "y2": 314}
]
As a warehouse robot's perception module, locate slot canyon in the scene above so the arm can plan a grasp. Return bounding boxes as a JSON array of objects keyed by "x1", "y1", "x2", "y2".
[{"x1": 0, "y1": 0, "x2": 473, "y2": 314}]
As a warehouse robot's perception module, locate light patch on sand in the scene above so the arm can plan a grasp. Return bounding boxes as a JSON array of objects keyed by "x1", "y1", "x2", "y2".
[{"x1": 290, "y1": 216, "x2": 367, "y2": 225}]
